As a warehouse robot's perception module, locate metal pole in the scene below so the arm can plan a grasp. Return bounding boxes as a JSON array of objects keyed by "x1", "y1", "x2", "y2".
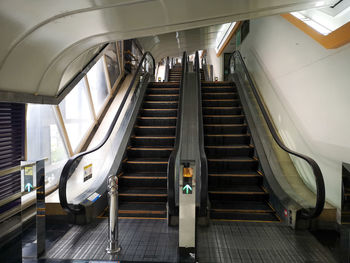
[{"x1": 106, "y1": 174, "x2": 121, "y2": 254}]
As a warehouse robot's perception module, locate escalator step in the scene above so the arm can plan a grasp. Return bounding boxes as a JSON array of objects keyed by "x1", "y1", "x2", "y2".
[
  {"x1": 204, "y1": 123, "x2": 247, "y2": 134},
  {"x1": 140, "y1": 109, "x2": 178, "y2": 117},
  {"x1": 205, "y1": 134, "x2": 251, "y2": 145},
  {"x1": 119, "y1": 202, "x2": 167, "y2": 218},
  {"x1": 130, "y1": 136, "x2": 175, "y2": 147},
  {"x1": 127, "y1": 147, "x2": 173, "y2": 158}
]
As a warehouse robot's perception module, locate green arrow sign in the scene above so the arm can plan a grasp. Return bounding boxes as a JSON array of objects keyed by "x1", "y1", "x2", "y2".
[
  {"x1": 182, "y1": 184, "x2": 192, "y2": 194},
  {"x1": 25, "y1": 183, "x2": 33, "y2": 192}
]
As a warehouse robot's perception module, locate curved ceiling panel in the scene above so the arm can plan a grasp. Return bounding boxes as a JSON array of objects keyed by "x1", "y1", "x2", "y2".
[{"x1": 0, "y1": 0, "x2": 336, "y2": 101}]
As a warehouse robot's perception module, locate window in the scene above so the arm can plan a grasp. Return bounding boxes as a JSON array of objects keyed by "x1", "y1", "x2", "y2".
[
  {"x1": 59, "y1": 79, "x2": 94, "y2": 152},
  {"x1": 105, "y1": 43, "x2": 121, "y2": 88},
  {"x1": 87, "y1": 58, "x2": 110, "y2": 115},
  {"x1": 26, "y1": 104, "x2": 68, "y2": 189}
]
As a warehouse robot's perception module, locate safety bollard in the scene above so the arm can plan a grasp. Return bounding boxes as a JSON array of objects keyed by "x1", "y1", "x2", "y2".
[{"x1": 106, "y1": 174, "x2": 121, "y2": 254}]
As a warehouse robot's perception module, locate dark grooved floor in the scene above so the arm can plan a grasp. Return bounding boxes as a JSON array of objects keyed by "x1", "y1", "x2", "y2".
[
  {"x1": 197, "y1": 221, "x2": 337, "y2": 263},
  {"x1": 2, "y1": 219, "x2": 338, "y2": 262}
]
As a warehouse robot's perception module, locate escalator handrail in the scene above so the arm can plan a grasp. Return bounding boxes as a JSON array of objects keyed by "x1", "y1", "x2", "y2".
[
  {"x1": 167, "y1": 51, "x2": 187, "y2": 215},
  {"x1": 195, "y1": 51, "x2": 208, "y2": 216},
  {"x1": 230, "y1": 50, "x2": 325, "y2": 219},
  {"x1": 59, "y1": 51, "x2": 155, "y2": 215}
]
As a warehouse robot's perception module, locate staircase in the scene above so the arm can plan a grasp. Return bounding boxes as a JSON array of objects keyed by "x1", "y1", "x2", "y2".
[
  {"x1": 168, "y1": 66, "x2": 182, "y2": 82},
  {"x1": 202, "y1": 81, "x2": 279, "y2": 222},
  {"x1": 118, "y1": 81, "x2": 179, "y2": 219}
]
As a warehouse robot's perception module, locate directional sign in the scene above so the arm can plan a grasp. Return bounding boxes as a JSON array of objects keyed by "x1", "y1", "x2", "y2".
[
  {"x1": 182, "y1": 184, "x2": 192, "y2": 194},
  {"x1": 25, "y1": 183, "x2": 33, "y2": 192}
]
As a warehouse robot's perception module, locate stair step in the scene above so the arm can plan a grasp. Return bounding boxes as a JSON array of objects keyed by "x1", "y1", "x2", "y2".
[
  {"x1": 131, "y1": 136, "x2": 175, "y2": 147},
  {"x1": 120, "y1": 172, "x2": 167, "y2": 187},
  {"x1": 147, "y1": 88, "x2": 179, "y2": 95},
  {"x1": 202, "y1": 99, "x2": 240, "y2": 107},
  {"x1": 137, "y1": 117, "x2": 177, "y2": 126},
  {"x1": 145, "y1": 94, "x2": 179, "y2": 101},
  {"x1": 203, "y1": 107, "x2": 242, "y2": 116},
  {"x1": 204, "y1": 123, "x2": 247, "y2": 134},
  {"x1": 119, "y1": 188, "x2": 167, "y2": 202},
  {"x1": 205, "y1": 134, "x2": 251, "y2": 145},
  {"x1": 124, "y1": 158, "x2": 168, "y2": 173},
  {"x1": 210, "y1": 200, "x2": 274, "y2": 212},
  {"x1": 202, "y1": 86, "x2": 237, "y2": 93},
  {"x1": 119, "y1": 202, "x2": 167, "y2": 218},
  {"x1": 127, "y1": 147, "x2": 173, "y2": 158},
  {"x1": 210, "y1": 211, "x2": 279, "y2": 222},
  {"x1": 208, "y1": 157, "x2": 259, "y2": 172},
  {"x1": 205, "y1": 144, "x2": 254, "y2": 158},
  {"x1": 204, "y1": 115, "x2": 245, "y2": 125},
  {"x1": 143, "y1": 101, "x2": 178, "y2": 109},
  {"x1": 134, "y1": 126, "x2": 175, "y2": 136},
  {"x1": 208, "y1": 171, "x2": 262, "y2": 186},
  {"x1": 209, "y1": 186, "x2": 268, "y2": 201},
  {"x1": 140, "y1": 109, "x2": 177, "y2": 117},
  {"x1": 202, "y1": 92, "x2": 238, "y2": 100}
]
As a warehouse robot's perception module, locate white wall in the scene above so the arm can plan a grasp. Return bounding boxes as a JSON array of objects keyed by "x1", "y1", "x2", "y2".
[
  {"x1": 206, "y1": 48, "x2": 224, "y2": 81},
  {"x1": 240, "y1": 15, "x2": 350, "y2": 208}
]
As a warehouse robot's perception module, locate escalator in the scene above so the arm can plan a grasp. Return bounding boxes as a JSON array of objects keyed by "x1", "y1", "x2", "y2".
[
  {"x1": 202, "y1": 81, "x2": 279, "y2": 222},
  {"x1": 118, "y1": 81, "x2": 180, "y2": 218},
  {"x1": 168, "y1": 65, "x2": 182, "y2": 82}
]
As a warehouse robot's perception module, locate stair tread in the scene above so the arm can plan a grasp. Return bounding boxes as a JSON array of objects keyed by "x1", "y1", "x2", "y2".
[
  {"x1": 205, "y1": 144, "x2": 252, "y2": 148},
  {"x1": 126, "y1": 158, "x2": 168, "y2": 163},
  {"x1": 210, "y1": 201, "x2": 274, "y2": 212},
  {"x1": 121, "y1": 173, "x2": 167, "y2": 179},
  {"x1": 209, "y1": 171, "x2": 261, "y2": 177},
  {"x1": 132, "y1": 135, "x2": 175, "y2": 139},
  {"x1": 119, "y1": 202, "x2": 166, "y2": 212},
  {"x1": 208, "y1": 157, "x2": 257, "y2": 162},
  {"x1": 119, "y1": 188, "x2": 167, "y2": 195},
  {"x1": 129, "y1": 147, "x2": 174, "y2": 150},
  {"x1": 209, "y1": 185, "x2": 265, "y2": 193}
]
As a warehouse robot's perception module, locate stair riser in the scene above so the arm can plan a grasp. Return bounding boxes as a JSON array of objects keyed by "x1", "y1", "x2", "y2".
[
  {"x1": 202, "y1": 94, "x2": 238, "y2": 100},
  {"x1": 204, "y1": 125, "x2": 247, "y2": 134},
  {"x1": 137, "y1": 118, "x2": 177, "y2": 126},
  {"x1": 204, "y1": 116, "x2": 245, "y2": 124},
  {"x1": 203, "y1": 101, "x2": 240, "y2": 107},
  {"x1": 210, "y1": 211, "x2": 278, "y2": 221},
  {"x1": 202, "y1": 87, "x2": 236, "y2": 93},
  {"x1": 147, "y1": 89, "x2": 179, "y2": 95},
  {"x1": 205, "y1": 147, "x2": 254, "y2": 158},
  {"x1": 124, "y1": 162, "x2": 168, "y2": 173},
  {"x1": 130, "y1": 138, "x2": 175, "y2": 147},
  {"x1": 119, "y1": 178, "x2": 167, "y2": 188},
  {"x1": 205, "y1": 136, "x2": 250, "y2": 145},
  {"x1": 209, "y1": 193, "x2": 268, "y2": 202},
  {"x1": 140, "y1": 110, "x2": 177, "y2": 117},
  {"x1": 134, "y1": 127, "x2": 175, "y2": 136},
  {"x1": 143, "y1": 102, "x2": 178, "y2": 109},
  {"x1": 145, "y1": 95, "x2": 179, "y2": 101},
  {"x1": 119, "y1": 212, "x2": 166, "y2": 218},
  {"x1": 127, "y1": 149, "x2": 172, "y2": 158},
  {"x1": 119, "y1": 196, "x2": 167, "y2": 203},
  {"x1": 209, "y1": 176, "x2": 261, "y2": 186},
  {"x1": 203, "y1": 108, "x2": 242, "y2": 115},
  {"x1": 208, "y1": 160, "x2": 259, "y2": 172}
]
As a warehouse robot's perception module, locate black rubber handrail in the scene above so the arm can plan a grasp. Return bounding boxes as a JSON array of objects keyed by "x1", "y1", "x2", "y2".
[
  {"x1": 195, "y1": 51, "x2": 208, "y2": 216},
  {"x1": 230, "y1": 50, "x2": 325, "y2": 219},
  {"x1": 59, "y1": 51, "x2": 155, "y2": 215},
  {"x1": 167, "y1": 52, "x2": 187, "y2": 216}
]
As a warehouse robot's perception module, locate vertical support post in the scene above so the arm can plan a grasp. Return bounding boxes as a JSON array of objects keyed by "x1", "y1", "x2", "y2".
[
  {"x1": 106, "y1": 175, "x2": 121, "y2": 254},
  {"x1": 35, "y1": 159, "x2": 46, "y2": 257},
  {"x1": 179, "y1": 162, "x2": 196, "y2": 262},
  {"x1": 22, "y1": 159, "x2": 46, "y2": 259}
]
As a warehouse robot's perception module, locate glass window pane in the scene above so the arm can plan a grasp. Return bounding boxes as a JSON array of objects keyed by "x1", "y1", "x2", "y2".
[
  {"x1": 87, "y1": 58, "x2": 109, "y2": 114},
  {"x1": 59, "y1": 79, "x2": 94, "y2": 151},
  {"x1": 105, "y1": 44, "x2": 120, "y2": 88},
  {"x1": 26, "y1": 104, "x2": 68, "y2": 189}
]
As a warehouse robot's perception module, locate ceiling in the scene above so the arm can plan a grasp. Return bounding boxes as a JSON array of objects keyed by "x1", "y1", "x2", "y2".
[{"x1": 0, "y1": 0, "x2": 337, "y2": 104}]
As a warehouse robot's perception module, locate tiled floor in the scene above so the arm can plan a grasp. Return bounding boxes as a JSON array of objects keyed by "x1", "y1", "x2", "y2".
[
  {"x1": 45, "y1": 219, "x2": 178, "y2": 262},
  {"x1": 197, "y1": 221, "x2": 337, "y2": 263},
  {"x1": 1, "y1": 218, "x2": 339, "y2": 262}
]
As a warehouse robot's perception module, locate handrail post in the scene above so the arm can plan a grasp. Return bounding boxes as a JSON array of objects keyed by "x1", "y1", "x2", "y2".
[{"x1": 106, "y1": 174, "x2": 121, "y2": 254}]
